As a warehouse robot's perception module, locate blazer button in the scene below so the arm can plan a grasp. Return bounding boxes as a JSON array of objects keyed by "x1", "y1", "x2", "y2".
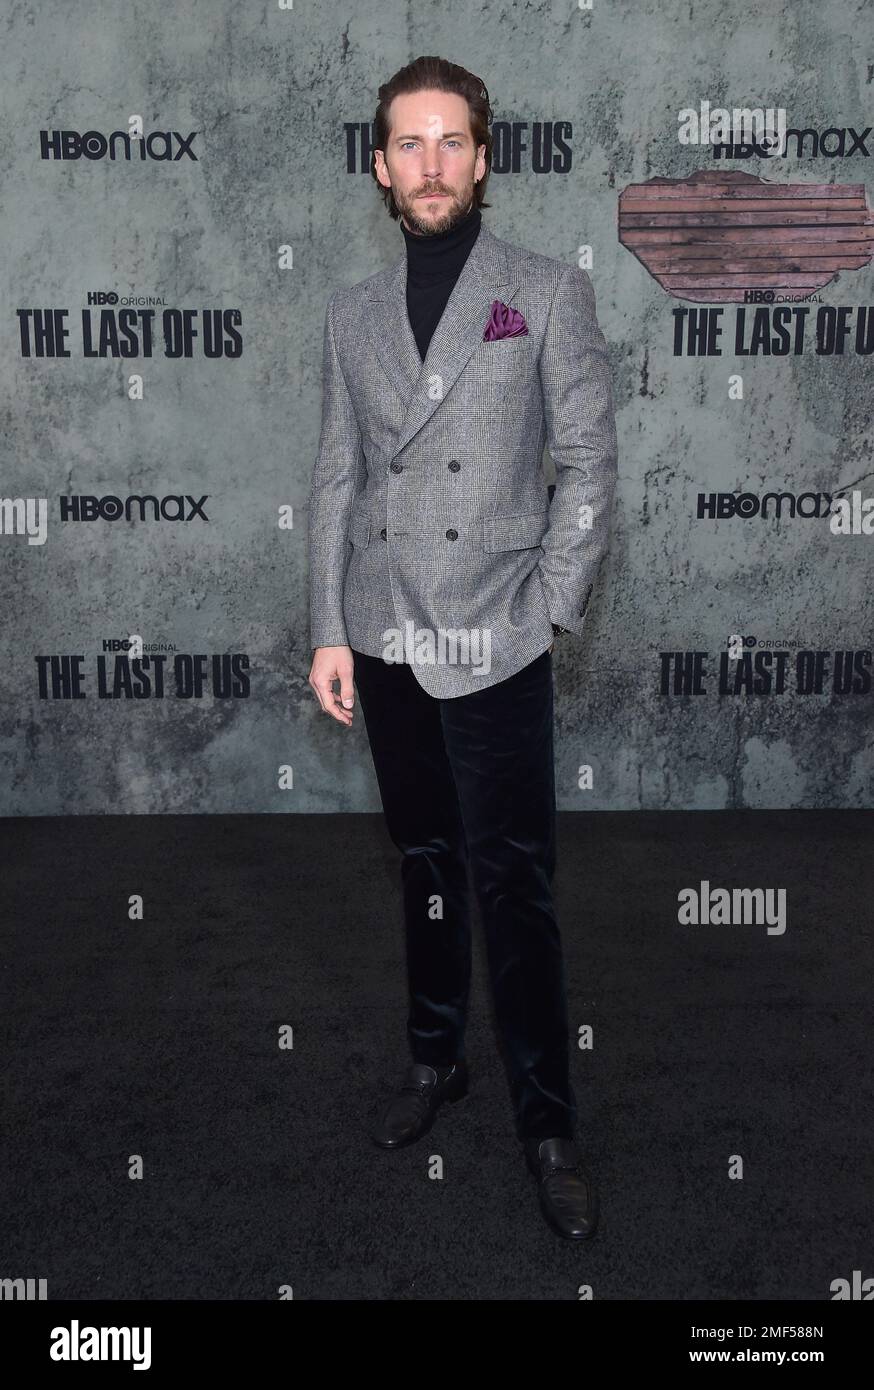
[
  {"x1": 445, "y1": 528, "x2": 458, "y2": 541},
  {"x1": 390, "y1": 462, "x2": 403, "y2": 473},
  {"x1": 448, "y1": 460, "x2": 461, "y2": 472},
  {"x1": 380, "y1": 527, "x2": 387, "y2": 540}
]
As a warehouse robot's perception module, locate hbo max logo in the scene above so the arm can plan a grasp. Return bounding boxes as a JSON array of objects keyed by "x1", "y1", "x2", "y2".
[
  {"x1": 39, "y1": 129, "x2": 198, "y2": 161},
  {"x1": 697, "y1": 491, "x2": 833, "y2": 520}
]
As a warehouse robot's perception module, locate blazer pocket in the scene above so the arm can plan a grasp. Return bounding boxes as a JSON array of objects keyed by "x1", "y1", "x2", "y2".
[
  {"x1": 483, "y1": 333, "x2": 529, "y2": 345},
  {"x1": 475, "y1": 336, "x2": 534, "y2": 377},
  {"x1": 482, "y1": 510, "x2": 549, "y2": 552},
  {"x1": 347, "y1": 508, "x2": 371, "y2": 549}
]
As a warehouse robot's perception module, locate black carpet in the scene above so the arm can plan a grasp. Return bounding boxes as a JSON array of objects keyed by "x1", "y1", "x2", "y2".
[{"x1": 1, "y1": 811, "x2": 871, "y2": 1300}]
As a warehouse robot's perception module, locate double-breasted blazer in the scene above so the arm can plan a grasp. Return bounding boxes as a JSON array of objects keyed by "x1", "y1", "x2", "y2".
[{"x1": 308, "y1": 218, "x2": 618, "y2": 698}]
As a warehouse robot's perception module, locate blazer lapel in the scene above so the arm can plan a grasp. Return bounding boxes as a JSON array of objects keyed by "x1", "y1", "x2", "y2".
[{"x1": 362, "y1": 221, "x2": 519, "y2": 459}]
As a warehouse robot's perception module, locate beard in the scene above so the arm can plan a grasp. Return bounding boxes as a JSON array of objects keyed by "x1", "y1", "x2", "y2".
[{"x1": 396, "y1": 180, "x2": 476, "y2": 236}]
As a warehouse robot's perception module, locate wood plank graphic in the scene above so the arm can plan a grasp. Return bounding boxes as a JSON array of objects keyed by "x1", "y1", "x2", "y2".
[{"x1": 618, "y1": 169, "x2": 874, "y2": 302}]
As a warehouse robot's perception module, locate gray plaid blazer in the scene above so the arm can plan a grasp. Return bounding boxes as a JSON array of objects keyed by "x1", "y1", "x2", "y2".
[{"x1": 307, "y1": 218, "x2": 618, "y2": 698}]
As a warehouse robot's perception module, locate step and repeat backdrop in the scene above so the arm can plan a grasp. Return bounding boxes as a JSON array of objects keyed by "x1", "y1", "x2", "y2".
[{"x1": 1, "y1": 0, "x2": 871, "y2": 814}]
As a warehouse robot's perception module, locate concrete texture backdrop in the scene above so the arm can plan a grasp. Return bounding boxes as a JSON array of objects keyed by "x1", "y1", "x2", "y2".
[{"x1": 1, "y1": 0, "x2": 871, "y2": 814}]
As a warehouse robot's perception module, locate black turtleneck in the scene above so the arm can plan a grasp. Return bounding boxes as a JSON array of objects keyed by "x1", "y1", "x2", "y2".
[{"x1": 401, "y1": 201, "x2": 482, "y2": 362}]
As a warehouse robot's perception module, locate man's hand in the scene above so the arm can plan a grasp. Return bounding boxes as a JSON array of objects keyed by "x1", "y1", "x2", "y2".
[{"x1": 309, "y1": 645, "x2": 355, "y2": 726}]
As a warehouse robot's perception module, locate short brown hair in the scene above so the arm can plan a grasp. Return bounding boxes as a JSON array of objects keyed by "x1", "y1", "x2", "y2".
[{"x1": 372, "y1": 55, "x2": 494, "y2": 220}]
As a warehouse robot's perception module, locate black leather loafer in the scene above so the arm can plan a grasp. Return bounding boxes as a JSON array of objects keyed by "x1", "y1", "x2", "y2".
[
  {"x1": 524, "y1": 1137, "x2": 598, "y2": 1240},
  {"x1": 371, "y1": 1061, "x2": 469, "y2": 1149}
]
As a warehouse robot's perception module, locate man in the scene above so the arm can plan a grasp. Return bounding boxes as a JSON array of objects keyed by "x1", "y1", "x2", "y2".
[{"x1": 307, "y1": 56, "x2": 617, "y2": 1240}]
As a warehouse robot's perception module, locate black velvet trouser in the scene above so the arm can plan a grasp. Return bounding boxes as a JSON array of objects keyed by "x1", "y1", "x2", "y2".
[{"x1": 351, "y1": 646, "x2": 576, "y2": 1142}]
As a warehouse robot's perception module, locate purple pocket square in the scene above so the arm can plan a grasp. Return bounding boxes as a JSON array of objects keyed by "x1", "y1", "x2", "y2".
[{"x1": 483, "y1": 300, "x2": 528, "y2": 341}]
